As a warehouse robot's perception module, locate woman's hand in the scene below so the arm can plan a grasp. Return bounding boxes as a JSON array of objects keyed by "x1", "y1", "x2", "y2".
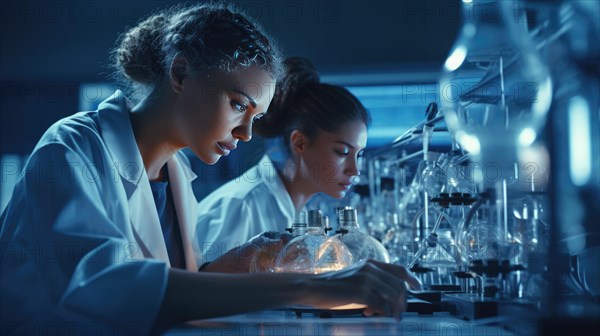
[
  {"x1": 300, "y1": 260, "x2": 421, "y2": 321},
  {"x1": 160, "y1": 258, "x2": 420, "y2": 327},
  {"x1": 202, "y1": 231, "x2": 292, "y2": 273}
]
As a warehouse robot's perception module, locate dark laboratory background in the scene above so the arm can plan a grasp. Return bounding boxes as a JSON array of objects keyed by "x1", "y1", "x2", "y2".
[
  {"x1": 0, "y1": 0, "x2": 461, "y2": 202},
  {"x1": 1, "y1": 0, "x2": 599, "y2": 334}
]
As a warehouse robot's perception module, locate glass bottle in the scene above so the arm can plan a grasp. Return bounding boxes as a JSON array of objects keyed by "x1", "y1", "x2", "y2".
[
  {"x1": 285, "y1": 211, "x2": 308, "y2": 237},
  {"x1": 273, "y1": 210, "x2": 354, "y2": 274},
  {"x1": 334, "y1": 206, "x2": 352, "y2": 233},
  {"x1": 333, "y1": 208, "x2": 391, "y2": 263},
  {"x1": 249, "y1": 211, "x2": 307, "y2": 273}
]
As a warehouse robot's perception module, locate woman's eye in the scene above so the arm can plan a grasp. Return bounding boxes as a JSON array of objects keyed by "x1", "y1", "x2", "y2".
[
  {"x1": 231, "y1": 101, "x2": 247, "y2": 113},
  {"x1": 335, "y1": 149, "x2": 349, "y2": 156}
]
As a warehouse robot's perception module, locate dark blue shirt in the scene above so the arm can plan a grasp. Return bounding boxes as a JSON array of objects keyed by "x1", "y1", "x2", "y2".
[{"x1": 149, "y1": 166, "x2": 186, "y2": 269}]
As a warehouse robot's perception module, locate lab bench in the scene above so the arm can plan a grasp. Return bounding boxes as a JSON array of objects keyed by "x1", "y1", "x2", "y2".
[{"x1": 166, "y1": 310, "x2": 524, "y2": 336}]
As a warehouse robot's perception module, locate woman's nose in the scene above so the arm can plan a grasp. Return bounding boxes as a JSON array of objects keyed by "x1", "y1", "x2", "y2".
[
  {"x1": 345, "y1": 157, "x2": 360, "y2": 176},
  {"x1": 232, "y1": 123, "x2": 252, "y2": 142}
]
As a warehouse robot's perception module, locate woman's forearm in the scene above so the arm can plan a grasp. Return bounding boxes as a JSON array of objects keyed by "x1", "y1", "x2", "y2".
[
  {"x1": 153, "y1": 260, "x2": 422, "y2": 330},
  {"x1": 154, "y1": 269, "x2": 314, "y2": 327}
]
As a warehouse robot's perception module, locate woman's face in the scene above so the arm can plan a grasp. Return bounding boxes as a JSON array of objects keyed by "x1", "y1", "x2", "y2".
[
  {"x1": 173, "y1": 66, "x2": 275, "y2": 164},
  {"x1": 298, "y1": 120, "x2": 368, "y2": 199}
]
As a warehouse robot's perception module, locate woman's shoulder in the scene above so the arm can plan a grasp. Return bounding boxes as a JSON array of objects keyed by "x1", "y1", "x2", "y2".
[
  {"x1": 32, "y1": 111, "x2": 106, "y2": 160},
  {"x1": 38, "y1": 111, "x2": 101, "y2": 145}
]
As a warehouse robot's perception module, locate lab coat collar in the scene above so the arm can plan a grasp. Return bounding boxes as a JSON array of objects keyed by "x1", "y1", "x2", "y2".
[
  {"x1": 259, "y1": 155, "x2": 296, "y2": 221},
  {"x1": 97, "y1": 91, "x2": 199, "y2": 270},
  {"x1": 167, "y1": 154, "x2": 199, "y2": 271},
  {"x1": 97, "y1": 91, "x2": 170, "y2": 263},
  {"x1": 174, "y1": 153, "x2": 197, "y2": 184},
  {"x1": 97, "y1": 90, "x2": 197, "y2": 188},
  {"x1": 97, "y1": 90, "x2": 144, "y2": 190}
]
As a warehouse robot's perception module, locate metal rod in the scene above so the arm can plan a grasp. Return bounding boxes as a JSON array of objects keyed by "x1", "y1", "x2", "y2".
[
  {"x1": 393, "y1": 150, "x2": 424, "y2": 165},
  {"x1": 365, "y1": 127, "x2": 448, "y2": 159}
]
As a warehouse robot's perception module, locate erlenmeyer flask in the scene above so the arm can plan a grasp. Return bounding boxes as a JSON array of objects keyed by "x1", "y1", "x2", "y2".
[{"x1": 462, "y1": 204, "x2": 503, "y2": 262}]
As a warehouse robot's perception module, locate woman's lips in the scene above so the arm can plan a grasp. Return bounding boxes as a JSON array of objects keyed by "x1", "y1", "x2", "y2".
[
  {"x1": 216, "y1": 142, "x2": 236, "y2": 156},
  {"x1": 339, "y1": 183, "x2": 352, "y2": 190}
]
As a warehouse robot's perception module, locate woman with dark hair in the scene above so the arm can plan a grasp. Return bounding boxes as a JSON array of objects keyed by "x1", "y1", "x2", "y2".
[
  {"x1": 0, "y1": 4, "x2": 419, "y2": 334},
  {"x1": 197, "y1": 57, "x2": 371, "y2": 267}
]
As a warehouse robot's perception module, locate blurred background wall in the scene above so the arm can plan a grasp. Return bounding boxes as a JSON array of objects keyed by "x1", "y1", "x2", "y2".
[{"x1": 0, "y1": 0, "x2": 461, "y2": 208}]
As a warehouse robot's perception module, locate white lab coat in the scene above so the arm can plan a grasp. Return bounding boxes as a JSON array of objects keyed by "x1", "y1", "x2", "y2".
[
  {"x1": 0, "y1": 90, "x2": 200, "y2": 334},
  {"x1": 195, "y1": 155, "x2": 296, "y2": 262}
]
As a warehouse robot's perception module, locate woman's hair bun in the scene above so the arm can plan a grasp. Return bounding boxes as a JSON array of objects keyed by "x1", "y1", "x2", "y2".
[
  {"x1": 255, "y1": 56, "x2": 369, "y2": 145},
  {"x1": 271, "y1": 57, "x2": 320, "y2": 112},
  {"x1": 115, "y1": 14, "x2": 170, "y2": 85}
]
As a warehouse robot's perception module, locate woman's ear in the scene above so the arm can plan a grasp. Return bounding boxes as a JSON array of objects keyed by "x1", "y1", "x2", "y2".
[
  {"x1": 289, "y1": 130, "x2": 308, "y2": 155},
  {"x1": 170, "y1": 56, "x2": 189, "y2": 94}
]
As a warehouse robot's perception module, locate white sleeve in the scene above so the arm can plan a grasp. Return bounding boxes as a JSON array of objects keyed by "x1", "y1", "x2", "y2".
[
  {"x1": 0, "y1": 143, "x2": 168, "y2": 334},
  {"x1": 196, "y1": 197, "x2": 256, "y2": 263}
]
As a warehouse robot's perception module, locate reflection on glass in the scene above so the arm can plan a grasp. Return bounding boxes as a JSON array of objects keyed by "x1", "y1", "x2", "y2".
[
  {"x1": 274, "y1": 210, "x2": 354, "y2": 274},
  {"x1": 333, "y1": 208, "x2": 391, "y2": 263},
  {"x1": 440, "y1": 0, "x2": 552, "y2": 187}
]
